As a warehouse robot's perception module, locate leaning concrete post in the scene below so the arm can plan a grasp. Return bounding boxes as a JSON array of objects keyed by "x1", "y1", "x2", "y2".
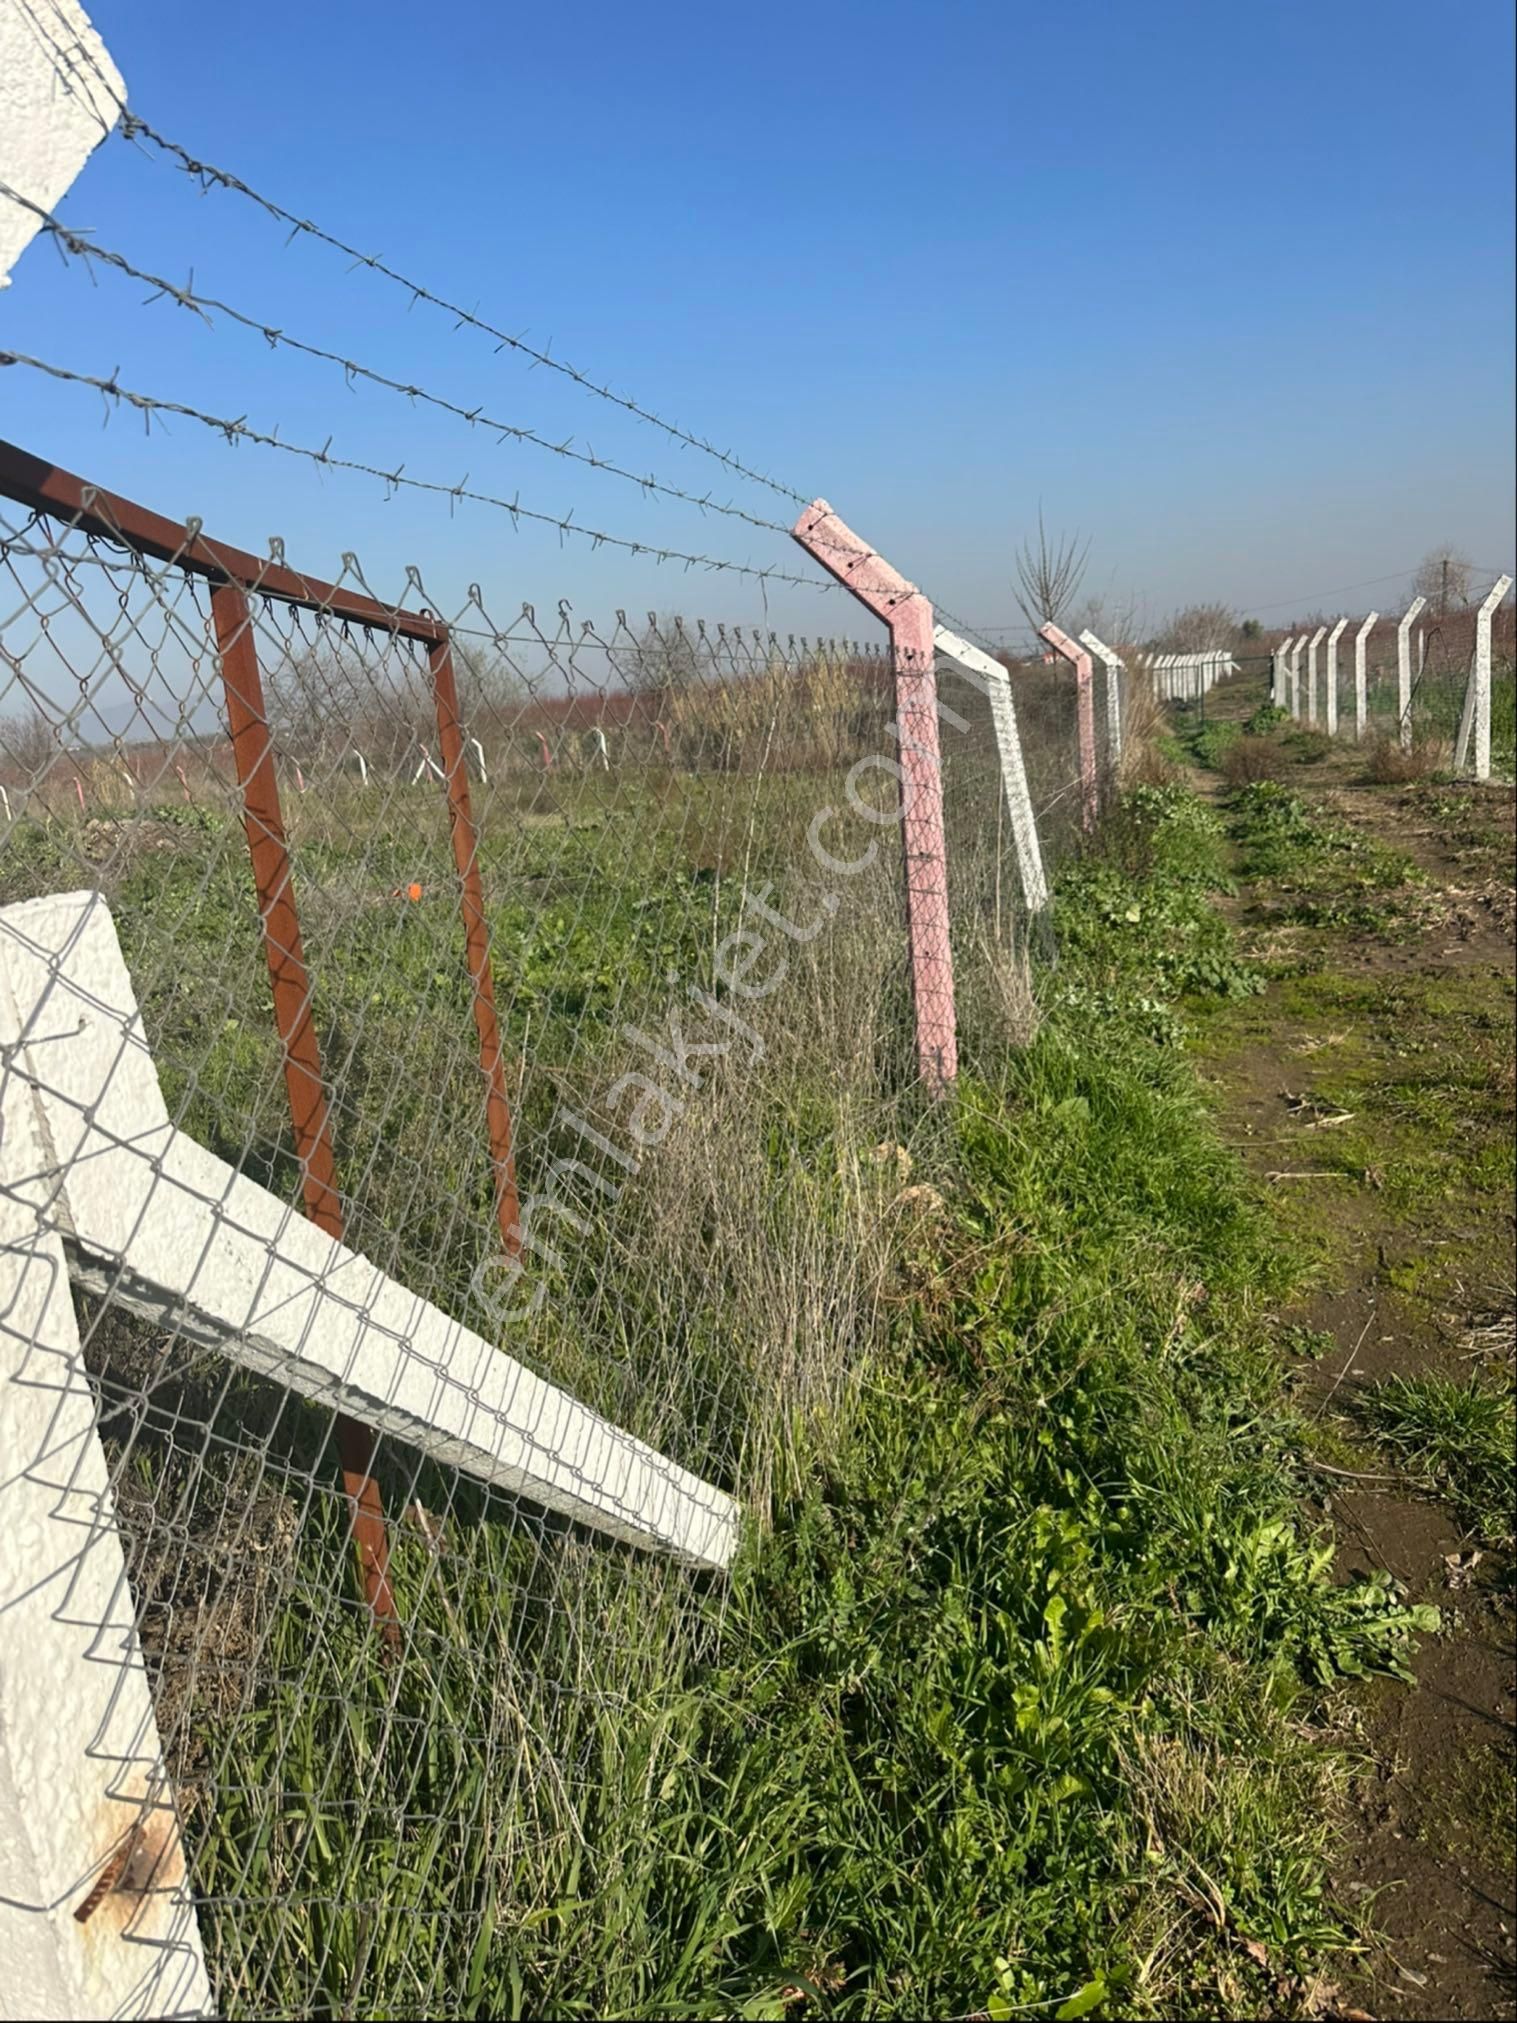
[
  {"x1": 1078, "y1": 628, "x2": 1125, "y2": 765},
  {"x1": 1324, "y1": 618, "x2": 1347, "y2": 736},
  {"x1": 935, "y1": 626, "x2": 1049, "y2": 914},
  {"x1": 1040, "y1": 622, "x2": 1100, "y2": 830},
  {"x1": 1306, "y1": 626, "x2": 1326, "y2": 725},
  {"x1": 1353, "y1": 613, "x2": 1378, "y2": 740},
  {"x1": 1454, "y1": 574, "x2": 1514, "y2": 779},
  {"x1": 1289, "y1": 634, "x2": 1305, "y2": 718},
  {"x1": 1396, "y1": 595, "x2": 1427, "y2": 751},
  {"x1": 791, "y1": 501, "x2": 956, "y2": 1091},
  {"x1": 1272, "y1": 640, "x2": 1287, "y2": 707}
]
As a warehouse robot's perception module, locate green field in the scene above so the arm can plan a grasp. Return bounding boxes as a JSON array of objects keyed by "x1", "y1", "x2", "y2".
[{"x1": 3, "y1": 760, "x2": 1449, "y2": 2018}]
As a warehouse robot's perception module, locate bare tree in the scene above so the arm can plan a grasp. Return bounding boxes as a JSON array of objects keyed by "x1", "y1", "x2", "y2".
[
  {"x1": 1411, "y1": 546, "x2": 1473, "y2": 616},
  {"x1": 1156, "y1": 602, "x2": 1241, "y2": 653},
  {"x1": 0, "y1": 705, "x2": 61, "y2": 779},
  {"x1": 1012, "y1": 512, "x2": 1090, "y2": 639},
  {"x1": 1069, "y1": 587, "x2": 1146, "y2": 652}
]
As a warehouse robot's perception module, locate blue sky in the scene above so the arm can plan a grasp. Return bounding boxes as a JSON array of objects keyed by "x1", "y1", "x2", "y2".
[{"x1": 3, "y1": 0, "x2": 1513, "y2": 646}]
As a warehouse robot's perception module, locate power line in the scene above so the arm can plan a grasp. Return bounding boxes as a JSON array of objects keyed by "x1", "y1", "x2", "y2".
[
  {"x1": 116, "y1": 108, "x2": 811, "y2": 510},
  {"x1": 0, "y1": 348, "x2": 839, "y2": 592}
]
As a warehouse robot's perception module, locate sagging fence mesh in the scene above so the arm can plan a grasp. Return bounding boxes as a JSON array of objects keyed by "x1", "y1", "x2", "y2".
[{"x1": 0, "y1": 451, "x2": 1118, "y2": 2018}]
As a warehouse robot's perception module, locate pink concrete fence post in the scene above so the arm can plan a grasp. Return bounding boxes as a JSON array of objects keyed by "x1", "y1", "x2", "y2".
[
  {"x1": 1039, "y1": 621, "x2": 1100, "y2": 831},
  {"x1": 790, "y1": 500, "x2": 957, "y2": 1093}
]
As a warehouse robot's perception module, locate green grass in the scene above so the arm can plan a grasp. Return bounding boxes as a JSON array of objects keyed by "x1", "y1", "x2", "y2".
[
  {"x1": 9, "y1": 775, "x2": 1446, "y2": 2017},
  {"x1": 1225, "y1": 780, "x2": 1420, "y2": 932},
  {"x1": 161, "y1": 781, "x2": 1441, "y2": 2019},
  {"x1": 1412, "y1": 667, "x2": 1517, "y2": 776},
  {"x1": 1361, "y1": 1373, "x2": 1516, "y2": 1551}
]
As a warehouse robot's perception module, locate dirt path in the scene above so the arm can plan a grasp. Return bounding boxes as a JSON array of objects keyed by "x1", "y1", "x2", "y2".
[{"x1": 1176, "y1": 700, "x2": 1515, "y2": 2021}]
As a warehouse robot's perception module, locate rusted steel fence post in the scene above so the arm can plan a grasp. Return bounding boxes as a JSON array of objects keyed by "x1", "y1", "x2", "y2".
[
  {"x1": 425, "y1": 632, "x2": 523, "y2": 1255},
  {"x1": 1039, "y1": 622, "x2": 1100, "y2": 831},
  {"x1": 789, "y1": 501, "x2": 957, "y2": 1093},
  {"x1": 209, "y1": 582, "x2": 400, "y2": 1638}
]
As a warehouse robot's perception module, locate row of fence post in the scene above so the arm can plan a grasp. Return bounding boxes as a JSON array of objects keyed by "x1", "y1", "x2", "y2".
[
  {"x1": 1268, "y1": 574, "x2": 1512, "y2": 776},
  {"x1": 789, "y1": 506, "x2": 1136, "y2": 1098},
  {"x1": 1144, "y1": 649, "x2": 1235, "y2": 700}
]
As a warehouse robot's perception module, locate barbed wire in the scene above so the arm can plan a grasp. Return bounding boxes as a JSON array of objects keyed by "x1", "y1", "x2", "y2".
[
  {"x1": 0, "y1": 181, "x2": 816, "y2": 551},
  {"x1": 10, "y1": 120, "x2": 1007, "y2": 642},
  {"x1": 116, "y1": 108, "x2": 812, "y2": 511},
  {"x1": 9, "y1": 138, "x2": 1067, "y2": 654},
  {"x1": 0, "y1": 347, "x2": 841, "y2": 592}
]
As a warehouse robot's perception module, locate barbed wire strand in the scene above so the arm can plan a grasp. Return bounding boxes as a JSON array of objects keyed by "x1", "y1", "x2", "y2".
[
  {"x1": 0, "y1": 347, "x2": 840, "y2": 593},
  {"x1": 0, "y1": 181, "x2": 815, "y2": 550},
  {"x1": 116, "y1": 108, "x2": 811, "y2": 511}
]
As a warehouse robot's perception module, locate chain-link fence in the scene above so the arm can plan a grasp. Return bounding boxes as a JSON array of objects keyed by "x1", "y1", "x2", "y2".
[{"x1": 0, "y1": 445, "x2": 1110, "y2": 2018}]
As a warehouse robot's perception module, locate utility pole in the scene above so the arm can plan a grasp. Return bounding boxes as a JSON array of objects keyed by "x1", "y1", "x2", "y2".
[{"x1": 1441, "y1": 556, "x2": 1450, "y2": 618}]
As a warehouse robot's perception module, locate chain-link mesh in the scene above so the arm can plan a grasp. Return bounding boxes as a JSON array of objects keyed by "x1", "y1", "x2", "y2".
[
  {"x1": 1230, "y1": 602, "x2": 1516, "y2": 761},
  {"x1": 0, "y1": 473, "x2": 1104, "y2": 2017}
]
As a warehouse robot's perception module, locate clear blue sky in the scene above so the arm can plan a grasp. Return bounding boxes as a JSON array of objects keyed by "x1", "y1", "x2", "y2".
[{"x1": 3, "y1": 0, "x2": 1513, "y2": 645}]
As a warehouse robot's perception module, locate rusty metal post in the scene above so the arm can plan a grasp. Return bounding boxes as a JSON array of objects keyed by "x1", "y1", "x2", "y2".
[
  {"x1": 208, "y1": 582, "x2": 399, "y2": 1637},
  {"x1": 1039, "y1": 622, "x2": 1100, "y2": 831},
  {"x1": 426, "y1": 634, "x2": 522, "y2": 1256},
  {"x1": 789, "y1": 501, "x2": 956, "y2": 1093}
]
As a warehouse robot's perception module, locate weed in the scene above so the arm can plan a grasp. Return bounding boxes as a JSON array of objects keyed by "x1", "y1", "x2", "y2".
[
  {"x1": 1363, "y1": 735, "x2": 1442, "y2": 785},
  {"x1": 1222, "y1": 736, "x2": 1284, "y2": 786},
  {"x1": 1360, "y1": 1373, "x2": 1516, "y2": 1551},
  {"x1": 36, "y1": 777, "x2": 1442, "y2": 2017},
  {"x1": 1244, "y1": 704, "x2": 1290, "y2": 737},
  {"x1": 1226, "y1": 782, "x2": 1418, "y2": 932},
  {"x1": 1183, "y1": 719, "x2": 1241, "y2": 771}
]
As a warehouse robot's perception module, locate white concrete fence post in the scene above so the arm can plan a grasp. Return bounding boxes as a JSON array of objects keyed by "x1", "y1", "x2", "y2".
[
  {"x1": 1353, "y1": 613, "x2": 1378, "y2": 741},
  {"x1": 1324, "y1": 618, "x2": 1347, "y2": 736},
  {"x1": 1289, "y1": 634, "x2": 1305, "y2": 719},
  {"x1": 1078, "y1": 629, "x2": 1125, "y2": 767},
  {"x1": 0, "y1": 889, "x2": 749, "y2": 2015},
  {"x1": 1306, "y1": 626, "x2": 1326, "y2": 726},
  {"x1": 1396, "y1": 595, "x2": 1427, "y2": 751},
  {"x1": 933, "y1": 626, "x2": 1050, "y2": 917},
  {"x1": 1453, "y1": 574, "x2": 1514, "y2": 780}
]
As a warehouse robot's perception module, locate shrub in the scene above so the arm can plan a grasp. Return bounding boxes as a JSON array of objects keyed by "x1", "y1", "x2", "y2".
[
  {"x1": 1222, "y1": 735, "x2": 1284, "y2": 785},
  {"x1": 1244, "y1": 703, "x2": 1290, "y2": 737},
  {"x1": 1364, "y1": 734, "x2": 1444, "y2": 784}
]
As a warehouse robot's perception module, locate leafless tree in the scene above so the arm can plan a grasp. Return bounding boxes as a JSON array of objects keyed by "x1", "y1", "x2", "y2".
[
  {"x1": 1411, "y1": 546, "x2": 1473, "y2": 616},
  {"x1": 0, "y1": 705, "x2": 61, "y2": 779},
  {"x1": 1069, "y1": 587, "x2": 1147, "y2": 653},
  {"x1": 1156, "y1": 602, "x2": 1241, "y2": 653},
  {"x1": 1012, "y1": 512, "x2": 1090, "y2": 639}
]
